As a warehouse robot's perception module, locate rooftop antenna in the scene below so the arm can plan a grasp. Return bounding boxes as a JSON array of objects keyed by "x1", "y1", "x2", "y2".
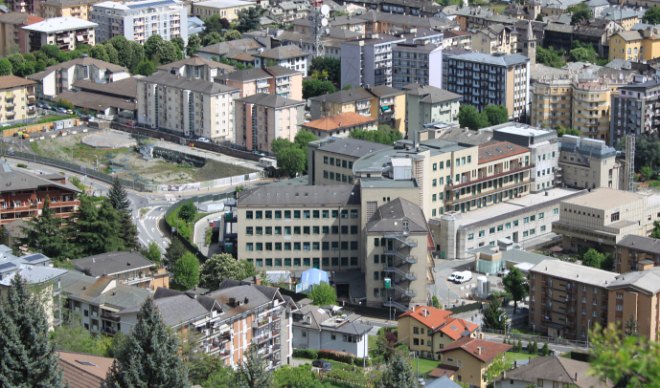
[{"x1": 312, "y1": 2, "x2": 330, "y2": 57}]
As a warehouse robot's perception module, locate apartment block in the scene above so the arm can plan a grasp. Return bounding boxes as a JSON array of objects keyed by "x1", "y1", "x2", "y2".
[
  {"x1": 41, "y1": 0, "x2": 101, "y2": 20},
  {"x1": 341, "y1": 35, "x2": 406, "y2": 89},
  {"x1": 307, "y1": 137, "x2": 389, "y2": 186},
  {"x1": 403, "y1": 84, "x2": 460, "y2": 138},
  {"x1": 558, "y1": 135, "x2": 619, "y2": 190},
  {"x1": 442, "y1": 51, "x2": 530, "y2": 121},
  {"x1": 571, "y1": 81, "x2": 612, "y2": 141},
  {"x1": 28, "y1": 57, "x2": 129, "y2": 100},
  {"x1": 0, "y1": 13, "x2": 43, "y2": 56},
  {"x1": 530, "y1": 77, "x2": 572, "y2": 130},
  {"x1": 615, "y1": 234, "x2": 660, "y2": 273},
  {"x1": 607, "y1": 266, "x2": 660, "y2": 341},
  {"x1": 0, "y1": 161, "x2": 80, "y2": 225},
  {"x1": 73, "y1": 251, "x2": 169, "y2": 290},
  {"x1": 158, "y1": 56, "x2": 234, "y2": 82},
  {"x1": 23, "y1": 17, "x2": 96, "y2": 51},
  {"x1": 552, "y1": 187, "x2": 660, "y2": 252},
  {"x1": 528, "y1": 259, "x2": 618, "y2": 340},
  {"x1": 235, "y1": 93, "x2": 305, "y2": 152},
  {"x1": 137, "y1": 72, "x2": 239, "y2": 142},
  {"x1": 608, "y1": 27, "x2": 660, "y2": 62},
  {"x1": 91, "y1": 0, "x2": 187, "y2": 45},
  {"x1": 0, "y1": 75, "x2": 36, "y2": 124},
  {"x1": 254, "y1": 45, "x2": 309, "y2": 77},
  {"x1": 610, "y1": 76, "x2": 660, "y2": 145},
  {"x1": 220, "y1": 66, "x2": 303, "y2": 100},
  {"x1": 300, "y1": 112, "x2": 377, "y2": 139},
  {"x1": 191, "y1": 0, "x2": 255, "y2": 22},
  {"x1": 471, "y1": 24, "x2": 518, "y2": 55},
  {"x1": 391, "y1": 42, "x2": 442, "y2": 89}
]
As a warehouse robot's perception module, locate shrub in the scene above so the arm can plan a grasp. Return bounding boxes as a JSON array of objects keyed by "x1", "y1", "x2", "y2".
[
  {"x1": 293, "y1": 348, "x2": 318, "y2": 359},
  {"x1": 17, "y1": 163, "x2": 27, "y2": 168},
  {"x1": 318, "y1": 349, "x2": 356, "y2": 365}
]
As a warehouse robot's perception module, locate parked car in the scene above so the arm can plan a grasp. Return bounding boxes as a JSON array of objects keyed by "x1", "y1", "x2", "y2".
[
  {"x1": 447, "y1": 272, "x2": 460, "y2": 282},
  {"x1": 453, "y1": 271, "x2": 473, "y2": 284},
  {"x1": 312, "y1": 360, "x2": 332, "y2": 371},
  {"x1": 197, "y1": 137, "x2": 210, "y2": 143},
  {"x1": 497, "y1": 269, "x2": 510, "y2": 277}
]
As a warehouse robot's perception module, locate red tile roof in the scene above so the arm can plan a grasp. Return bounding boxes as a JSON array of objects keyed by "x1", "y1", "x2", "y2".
[
  {"x1": 438, "y1": 317, "x2": 480, "y2": 340},
  {"x1": 398, "y1": 305, "x2": 453, "y2": 330},
  {"x1": 439, "y1": 337, "x2": 512, "y2": 363},
  {"x1": 302, "y1": 112, "x2": 376, "y2": 132}
]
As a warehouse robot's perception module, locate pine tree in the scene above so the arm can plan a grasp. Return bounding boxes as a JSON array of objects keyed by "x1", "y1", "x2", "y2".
[
  {"x1": 164, "y1": 238, "x2": 187, "y2": 269},
  {"x1": 105, "y1": 298, "x2": 189, "y2": 387},
  {"x1": 235, "y1": 344, "x2": 272, "y2": 388},
  {"x1": 108, "y1": 176, "x2": 131, "y2": 213},
  {"x1": 18, "y1": 198, "x2": 70, "y2": 261},
  {"x1": 380, "y1": 353, "x2": 417, "y2": 388},
  {"x1": 0, "y1": 275, "x2": 63, "y2": 387},
  {"x1": 71, "y1": 196, "x2": 125, "y2": 257}
]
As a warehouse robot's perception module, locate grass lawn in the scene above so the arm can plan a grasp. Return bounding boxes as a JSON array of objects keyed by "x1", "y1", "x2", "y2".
[
  {"x1": 505, "y1": 352, "x2": 537, "y2": 367},
  {"x1": 412, "y1": 357, "x2": 441, "y2": 376}
]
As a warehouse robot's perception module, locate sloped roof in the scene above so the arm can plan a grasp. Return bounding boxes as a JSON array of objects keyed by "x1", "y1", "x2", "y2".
[
  {"x1": 403, "y1": 83, "x2": 461, "y2": 104},
  {"x1": 58, "y1": 351, "x2": 113, "y2": 388},
  {"x1": 238, "y1": 183, "x2": 361, "y2": 208},
  {"x1": 140, "y1": 72, "x2": 239, "y2": 94},
  {"x1": 309, "y1": 87, "x2": 373, "y2": 104},
  {"x1": 223, "y1": 67, "x2": 271, "y2": 82},
  {"x1": 198, "y1": 38, "x2": 266, "y2": 56},
  {"x1": 28, "y1": 57, "x2": 127, "y2": 81},
  {"x1": 57, "y1": 90, "x2": 136, "y2": 111},
  {"x1": 501, "y1": 356, "x2": 609, "y2": 388},
  {"x1": 366, "y1": 198, "x2": 428, "y2": 233},
  {"x1": 0, "y1": 162, "x2": 80, "y2": 193},
  {"x1": 60, "y1": 272, "x2": 151, "y2": 311},
  {"x1": 0, "y1": 75, "x2": 36, "y2": 90},
  {"x1": 237, "y1": 93, "x2": 304, "y2": 108},
  {"x1": 157, "y1": 55, "x2": 235, "y2": 72},
  {"x1": 0, "y1": 12, "x2": 43, "y2": 25},
  {"x1": 617, "y1": 235, "x2": 660, "y2": 254},
  {"x1": 439, "y1": 337, "x2": 512, "y2": 363},
  {"x1": 73, "y1": 77, "x2": 138, "y2": 100},
  {"x1": 478, "y1": 141, "x2": 528, "y2": 163},
  {"x1": 608, "y1": 267, "x2": 660, "y2": 295},
  {"x1": 398, "y1": 305, "x2": 453, "y2": 330},
  {"x1": 302, "y1": 112, "x2": 376, "y2": 132},
  {"x1": 254, "y1": 45, "x2": 308, "y2": 59},
  {"x1": 314, "y1": 137, "x2": 389, "y2": 158},
  {"x1": 73, "y1": 251, "x2": 153, "y2": 277}
]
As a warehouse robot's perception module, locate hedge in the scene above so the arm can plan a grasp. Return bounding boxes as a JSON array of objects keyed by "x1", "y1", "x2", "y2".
[{"x1": 293, "y1": 348, "x2": 318, "y2": 359}]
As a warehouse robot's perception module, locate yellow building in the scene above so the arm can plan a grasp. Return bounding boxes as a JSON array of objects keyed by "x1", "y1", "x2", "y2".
[
  {"x1": 397, "y1": 306, "x2": 479, "y2": 360},
  {"x1": 191, "y1": 0, "x2": 255, "y2": 22},
  {"x1": 530, "y1": 78, "x2": 572, "y2": 129},
  {"x1": 609, "y1": 27, "x2": 660, "y2": 62},
  {"x1": 0, "y1": 75, "x2": 36, "y2": 123},
  {"x1": 471, "y1": 24, "x2": 518, "y2": 55},
  {"x1": 437, "y1": 337, "x2": 512, "y2": 388},
  {"x1": 41, "y1": 0, "x2": 100, "y2": 20},
  {"x1": 571, "y1": 81, "x2": 612, "y2": 141}
]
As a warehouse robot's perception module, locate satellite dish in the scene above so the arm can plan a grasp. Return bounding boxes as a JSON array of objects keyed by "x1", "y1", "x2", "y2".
[
  {"x1": 321, "y1": 17, "x2": 328, "y2": 26},
  {"x1": 321, "y1": 4, "x2": 330, "y2": 16}
]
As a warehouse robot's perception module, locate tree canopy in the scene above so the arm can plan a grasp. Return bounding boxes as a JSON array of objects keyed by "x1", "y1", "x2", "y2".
[
  {"x1": 568, "y1": 3, "x2": 592, "y2": 24},
  {"x1": 458, "y1": 104, "x2": 490, "y2": 130},
  {"x1": 236, "y1": 6, "x2": 265, "y2": 32},
  {"x1": 302, "y1": 79, "x2": 336, "y2": 99},
  {"x1": 503, "y1": 267, "x2": 528, "y2": 313},
  {"x1": 642, "y1": 6, "x2": 660, "y2": 24},
  {"x1": 634, "y1": 136, "x2": 660, "y2": 173},
  {"x1": 557, "y1": 126, "x2": 581, "y2": 137},
  {"x1": 234, "y1": 343, "x2": 272, "y2": 387},
  {"x1": 200, "y1": 253, "x2": 257, "y2": 289},
  {"x1": 483, "y1": 105, "x2": 509, "y2": 126},
  {"x1": 537, "y1": 46, "x2": 566, "y2": 68},
  {"x1": 350, "y1": 125, "x2": 403, "y2": 145},
  {"x1": 271, "y1": 130, "x2": 318, "y2": 177},
  {"x1": 172, "y1": 252, "x2": 201, "y2": 290},
  {"x1": 310, "y1": 56, "x2": 341, "y2": 85},
  {"x1": 309, "y1": 282, "x2": 337, "y2": 306},
  {"x1": 380, "y1": 353, "x2": 417, "y2": 388}
]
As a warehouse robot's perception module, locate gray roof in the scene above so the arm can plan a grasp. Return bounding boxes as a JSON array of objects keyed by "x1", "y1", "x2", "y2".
[
  {"x1": 57, "y1": 90, "x2": 136, "y2": 111},
  {"x1": 0, "y1": 264, "x2": 67, "y2": 286},
  {"x1": 366, "y1": 198, "x2": 428, "y2": 233},
  {"x1": 313, "y1": 137, "x2": 389, "y2": 158},
  {"x1": 529, "y1": 259, "x2": 619, "y2": 287},
  {"x1": 254, "y1": 45, "x2": 307, "y2": 60},
  {"x1": 444, "y1": 50, "x2": 529, "y2": 67},
  {"x1": 223, "y1": 67, "x2": 271, "y2": 82},
  {"x1": 293, "y1": 304, "x2": 372, "y2": 335},
  {"x1": 472, "y1": 246, "x2": 558, "y2": 267},
  {"x1": 73, "y1": 77, "x2": 138, "y2": 100},
  {"x1": 404, "y1": 83, "x2": 461, "y2": 104},
  {"x1": 264, "y1": 66, "x2": 301, "y2": 77},
  {"x1": 197, "y1": 38, "x2": 266, "y2": 56},
  {"x1": 140, "y1": 72, "x2": 238, "y2": 95},
  {"x1": 206, "y1": 284, "x2": 272, "y2": 319},
  {"x1": 617, "y1": 235, "x2": 660, "y2": 255},
  {"x1": 60, "y1": 271, "x2": 151, "y2": 310},
  {"x1": 608, "y1": 267, "x2": 660, "y2": 295},
  {"x1": 28, "y1": 57, "x2": 127, "y2": 81},
  {"x1": 0, "y1": 162, "x2": 81, "y2": 193},
  {"x1": 238, "y1": 184, "x2": 361, "y2": 208},
  {"x1": 309, "y1": 87, "x2": 374, "y2": 104},
  {"x1": 157, "y1": 55, "x2": 235, "y2": 72},
  {"x1": 73, "y1": 251, "x2": 153, "y2": 277},
  {"x1": 237, "y1": 93, "x2": 304, "y2": 108},
  {"x1": 367, "y1": 85, "x2": 404, "y2": 98},
  {"x1": 499, "y1": 356, "x2": 609, "y2": 388},
  {"x1": 120, "y1": 293, "x2": 214, "y2": 328},
  {"x1": 559, "y1": 135, "x2": 617, "y2": 159}
]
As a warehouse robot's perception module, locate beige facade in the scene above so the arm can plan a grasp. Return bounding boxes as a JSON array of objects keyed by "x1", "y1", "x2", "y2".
[
  {"x1": 558, "y1": 136, "x2": 620, "y2": 191},
  {"x1": 221, "y1": 66, "x2": 303, "y2": 100},
  {"x1": 0, "y1": 75, "x2": 36, "y2": 123},
  {"x1": 571, "y1": 82, "x2": 612, "y2": 141},
  {"x1": 191, "y1": 0, "x2": 255, "y2": 22},
  {"x1": 607, "y1": 267, "x2": 660, "y2": 342},
  {"x1": 23, "y1": 17, "x2": 96, "y2": 52},
  {"x1": 234, "y1": 93, "x2": 305, "y2": 152},
  {"x1": 615, "y1": 235, "x2": 660, "y2": 273},
  {"x1": 307, "y1": 138, "x2": 389, "y2": 186},
  {"x1": 0, "y1": 13, "x2": 43, "y2": 56},
  {"x1": 471, "y1": 24, "x2": 518, "y2": 55},
  {"x1": 137, "y1": 72, "x2": 239, "y2": 142},
  {"x1": 41, "y1": 0, "x2": 100, "y2": 20},
  {"x1": 530, "y1": 78, "x2": 572, "y2": 129},
  {"x1": 438, "y1": 338, "x2": 512, "y2": 388}
]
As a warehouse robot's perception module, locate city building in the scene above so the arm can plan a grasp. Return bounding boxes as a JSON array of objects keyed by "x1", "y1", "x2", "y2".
[
  {"x1": 234, "y1": 93, "x2": 305, "y2": 152},
  {"x1": 0, "y1": 75, "x2": 36, "y2": 123},
  {"x1": 471, "y1": 24, "x2": 518, "y2": 55},
  {"x1": 191, "y1": 0, "x2": 255, "y2": 22},
  {"x1": 60, "y1": 271, "x2": 152, "y2": 335},
  {"x1": 309, "y1": 88, "x2": 376, "y2": 120},
  {"x1": 403, "y1": 84, "x2": 461, "y2": 138},
  {"x1": 528, "y1": 259, "x2": 619, "y2": 340},
  {"x1": 558, "y1": 135, "x2": 619, "y2": 190},
  {"x1": 571, "y1": 80, "x2": 612, "y2": 140},
  {"x1": 91, "y1": 0, "x2": 187, "y2": 45},
  {"x1": 28, "y1": 57, "x2": 130, "y2": 100},
  {"x1": 530, "y1": 73, "x2": 573, "y2": 130},
  {"x1": 392, "y1": 41, "x2": 442, "y2": 89},
  {"x1": 0, "y1": 161, "x2": 80, "y2": 226},
  {"x1": 0, "y1": 245, "x2": 67, "y2": 330},
  {"x1": 157, "y1": 56, "x2": 234, "y2": 82},
  {"x1": 23, "y1": 16, "x2": 96, "y2": 51},
  {"x1": 220, "y1": 66, "x2": 303, "y2": 100},
  {"x1": 397, "y1": 305, "x2": 479, "y2": 360},
  {"x1": 0, "y1": 13, "x2": 44, "y2": 55},
  {"x1": 137, "y1": 72, "x2": 240, "y2": 142},
  {"x1": 307, "y1": 137, "x2": 389, "y2": 186},
  {"x1": 494, "y1": 356, "x2": 609, "y2": 388},
  {"x1": 552, "y1": 188, "x2": 660, "y2": 252},
  {"x1": 340, "y1": 35, "x2": 406, "y2": 89},
  {"x1": 607, "y1": 266, "x2": 660, "y2": 341},
  {"x1": 292, "y1": 301, "x2": 372, "y2": 358},
  {"x1": 473, "y1": 241, "x2": 560, "y2": 275},
  {"x1": 365, "y1": 85, "x2": 406, "y2": 133},
  {"x1": 442, "y1": 51, "x2": 530, "y2": 121},
  {"x1": 615, "y1": 234, "x2": 660, "y2": 273},
  {"x1": 41, "y1": 0, "x2": 101, "y2": 20},
  {"x1": 364, "y1": 198, "x2": 435, "y2": 309},
  {"x1": 73, "y1": 251, "x2": 169, "y2": 290},
  {"x1": 437, "y1": 338, "x2": 512, "y2": 388},
  {"x1": 195, "y1": 37, "x2": 267, "y2": 61},
  {"x1": 610, "y1": 75, "x2": 660, "y2": 145},
  {"x1": 253, "y1": 45, "x2": 309, "y2": 77},
  {"x1": 58, "y1": 351, "x2": 113, "y2": 388},
  {"x1": 300, "y1": 112, "x2": 377, "y2": 139},
  {"x1": 6, "y1": 0, "x2": 41, "y2": 15}
]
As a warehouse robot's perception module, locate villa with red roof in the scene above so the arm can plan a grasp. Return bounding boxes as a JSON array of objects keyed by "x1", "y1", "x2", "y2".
[
  {"x1": 437, "y1": 337, "x2": 512, "y2": 388},
  {"x1": 397, "y1": 305, "x2": 480, "y2": 360}
]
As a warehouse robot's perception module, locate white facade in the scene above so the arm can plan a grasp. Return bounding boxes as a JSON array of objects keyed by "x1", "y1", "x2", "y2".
[
  {"x1": 91, "y1": 0, "x2": 187, "y2": 44},
  {"x1": 341, "y1": 36, "x2": 406, "y2": 89},
  {"x1": 293, "y1": 325, "x2": 369, "y2": 358},
  {"x1": 23, "y1": 17, "x2": 96, "y2": 51},
  {"x1": 392, "y1": 43, "x2": 443, "y2": 89}
]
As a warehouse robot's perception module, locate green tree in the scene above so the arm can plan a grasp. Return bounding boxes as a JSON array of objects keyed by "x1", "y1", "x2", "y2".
[
  {"x1": 431, "y1": 295, "x2": 441, "y2": 309},
  {"x1": 652, "y1": 220, "x2": 660, "y2": 239},
  {"x1": 109, "y1": 176, "x2": 131, "y2": 212},
  {"x1": 536, "y1": 46, "x2": 566, "y2": 68},
  {"x1": 205, "y1": 365, "x2": 236, "y2": 387},
  {"x1": 643, "y1": 6, "x2": 660, "y2": 24},
  {"x1": 71, "y1": 196, "x2": 125, "y2": 257},
  {"x1": 200, "y1": 253, "x2": 256, "y2": 289},
  {"x1": 89, "y1": 45, "x2": 110, "y2": 62},
  {"x1": 18, "y1": 199, "x2": 70, "y2": 262},
  {"x1": 373, "y1": 328, "x2": 399, "y2": 363},
  {"x1": 172, "y1": 252, "x2": 200, "y2": 290},
  {"x1": 484, "y1": 356, "x2": 508, "y2": 382},
  {"x1": 309, "y1": 282, "x2": 337, "y2": 306},
  {"x1": 203, "y1": 15, "x2": 231, "y2": 35},
  {"x1": 483, "y1": 298, "x2": 506, "y2": 330},
  {"x1": 458, "y1": 104, "x2": 489, "y2": 130},
  {"x1": 202, "y1": 31, "x2": 224, "y2": 46},
  {"x1": 380, "y1": 353, "x2": 417, "y2": 388},
  {"x1": 223, "y1": 29, "x2": 242, "y2": 41},
  {"x1": 273, "y1": 365, "x2": 323, "y2": 388},
  {"x1": 187, "y1": 34, "x2": 202, "y2": 56},
  {"x1": 640, "y1": 165, "x2": 655, "y2": 181},
  {"x1": 483, "y1": 104, "x2": 509, "y2": 126},
  {"x1": 187, "y1": 354, "x2": 231, "y2": 385},
  {"x1": 108, "y1": 177, "x2": 137, "y2": 249},
  {"x1": 294, "y1": 129, "x2": 317, "y2": 150},
  {"x1": 557, "y1": 126, "x2": 581, "y2": 137},
  {"x1": 541, "y1": 342, "x2": 550, "y2": 356},
  {"x1": 590, "y1": 323, "x2": 660, "y2": 387},
  {"x1": 0, "y1": 58, "x2": 13, "y2": 76},
  {"x1": 143, "y1": 241, "x2": 162, "y2": 265},
  {"x1": 271, "y1": 138, "x2": 293, "y2": 156},
  {"x1": 350, "y1": 125, "x2": 403, "y2": 145},
  {"x1": 164, "y1": 238, "x2": 187, "y2": 269},
  {"x1": 570, "y1": 43, "x2": 598, "y2": 63},
  {"x1": 136, "y1": 59, "x2": 157, "y2": 76},
  {"x1": 0, "y1": 275, "x2": 63, "y2": 387},
  {"x1": 171, "y1": 36, "x2": 185, "y2": 53},
  {"x1": 234, "y1": 343, "x2": 272, "y2": 388},
  {"x1": 277, "y1": 146, "x2": 307, "y2": 177},
  {"x1": 310, "y1": 56, "x2": 341, "y2": 85},
  {"x1": 51, "y1": 318, "x2": 112, "y2": 356},
  {"x1": 302, "y1": 79, "x2": 336, "y2": 99},
  {"x1": 105, "y1": 298, "x2": 189, "y2": 387},
  {"x1": 582, "y1": 248, "x2": 606, "y2": 268},
  {"x1": 104, "y1": 43, "x2": 120, "y2": 64},
  {"x1": 568, "y1": 3, "x2": 592, "y2": 24},
  {"x1": 178, "y1": 201, "x2": 197, "y2": 223},
  {"x1": 634, "y1": 136, "x2": 660, "y2": 172},
  {"x1": 503, "y1": 267, "x2": 528, "y2": 313},
  {"x1": 0, "y1": 225, "x2": 9, "y2": 245},
  {"x1": 236, "y1": 6, "x2": 265, "y2": 32}
]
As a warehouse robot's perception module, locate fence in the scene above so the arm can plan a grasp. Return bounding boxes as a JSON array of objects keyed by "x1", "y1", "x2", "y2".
[
  {"x1": 155, "y1": 171, "x2": 262, "y2": 192},
  {"x1": 481, "y1": 328, "x2": 588, "y2": 348}
]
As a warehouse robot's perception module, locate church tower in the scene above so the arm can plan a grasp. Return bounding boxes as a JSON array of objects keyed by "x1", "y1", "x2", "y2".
[{"x1": 524, "y1": 19, "x2": 536, "y2": 67}]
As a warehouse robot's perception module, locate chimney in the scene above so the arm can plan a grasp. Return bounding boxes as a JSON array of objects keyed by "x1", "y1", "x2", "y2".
[
  {"x1": 476, "y1": 346, "x2": 482, "y2": 355},
  {"x1": 253, "y1": 275, "x2": 261, "y2": 285}
]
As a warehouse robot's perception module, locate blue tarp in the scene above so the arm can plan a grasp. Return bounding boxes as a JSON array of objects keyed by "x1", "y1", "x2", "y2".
[{"x1": 296, "y1": 268, "x2": 330, "y2": 294}]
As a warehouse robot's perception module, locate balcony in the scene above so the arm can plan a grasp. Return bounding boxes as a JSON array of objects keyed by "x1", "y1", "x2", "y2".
[
  {"x1": 253, "y1": 318, "x2": 270, "y2": 329},
  {"x1": 384, "y1": 233, "x2": 417, "y2": 247},
  {"x1": 101, "y1": 310, "x2": 121, "y2": 321},
  {"x1": 384, "y1": 250, "x2": 417, "y2": 265},
  {"x1": 394, "y1": 285, "x2": 415, "y2": 298},
  {"x1": 383, "y1": 267, "x2": 416, "y2": 281}
]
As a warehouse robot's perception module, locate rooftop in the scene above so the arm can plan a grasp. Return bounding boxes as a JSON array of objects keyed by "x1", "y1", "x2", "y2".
[
  {"x1": 0, "y1": 12, "x2": 43, "y2": 25},
  {"x1": 0, "y1": 75, "x2": 36, "y2": 90},
  {"x1": 444, "y1": 50, "x2": 529, "y2": 67},
  {"x1": 157, "y1": 55, "x2": 235, "y2": 72},
  {"x1": 60, "y1": 272, "x2": 151, "y2": 310},
  {"x1": 237, "y1": 93, "x2": 304, "y2": 108},
  {"x1": 439, "y1": 337, "x2": 512, "y2": 363},
  {"x1": 478, "y1": 141, "x2": 529, "y2": 164},
  {"x1": 500, "y1": 356, "x2": 609, "y2": 388},
  {"x1": 29, "y1": 57, "x2": 127, "y2": 81},
  {"x1": 254, "y1": 45, "x2": 307, "y2": 60},
  {"x1": 238, "y1": 184, "x2": 361, "y2": 208},
  {"x1": 23, "y1": 17, "x2": 97, "y2": 33},
  {"x1": 398, "y1": 307, "x2": 478, "y2": 341},
  {"x1": 302, "y1": 112, "x2": 376, "y2": 132},
  {"x1": 367, "y1": 198, "x2": 428, "y2": 234},
  {"x1": 403, "y1": 83, "x2": 461, "y2": 104},
  {"x1": 0, "y1": 162, "x2": 80, "y2": 193},
  {"x1": 140, "y1": 72, "x2": 238, "y2": 95},
  {"x1": 58, "y1": 351, "x2": 114, "y2": 388},
  {"x1": 73, "y1": 77, "x2": 137, "y2": 100},
  {"x1": 617, "y1": 235, "x2": 660, "y2": 255},
  {"x1": 560, "y1": 187, "x2": 645, "y2": 210},
  {"x1": 559, "y1": 135, "x2": 617, "y2": 159},
  {"x1": 57, "y1": 90, "x2": 136, "y2": 111},
  {"x1": 73, "y1": 251, "x2": 153, "y2": 277},
  {"x1": 197, "y1": 38, "x2": 266, "y2": 56},
  {"x1": 608, "y1": 267, "x2": 660, "y2": 295},
  {"x1": 529, "y1": 259, "x2": 619, "y2": 287},
  {"x1": 312, "y1": 137, "x2": 389, "y2": 158},
  {"x1": 309, "y1": 87, "x2": 374, "y2": 104},
  {"x1": 194, "y1": 0, "x2": 254, "y2": 7},
  {"x1": 93, "y1": 0, "x2": 183, "y2": 10}
]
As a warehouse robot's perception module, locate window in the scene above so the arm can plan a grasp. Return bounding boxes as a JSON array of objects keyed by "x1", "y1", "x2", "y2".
[
  {"x1": 611, "y1": 212, "x2": 620, "y2": 222},
  {"x1": 413, "y1": 327, "x2": 419, "y2": 334},
  {"x1": 246, "y1": 227, "x2": 253, "y2": 235},
  {"x1": 246, "y1": 211, "x2": 253, "y2": 219}
]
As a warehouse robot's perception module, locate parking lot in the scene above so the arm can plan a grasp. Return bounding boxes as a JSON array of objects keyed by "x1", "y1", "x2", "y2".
[{"x1": 431, "y1": 258, "x2": 505, "y2": 307}]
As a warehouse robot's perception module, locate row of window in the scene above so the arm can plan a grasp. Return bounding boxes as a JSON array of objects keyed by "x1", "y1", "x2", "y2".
[
  {"x1": 245, "y1": 208, "x2": 359, "y2": 220},
  {"x1": 323, "y1": 170, "x2": 352, "y2": 183},
  {"x1": 323, "y1": 156, "x2": 354, "y2": 169},
  {"x1": 245, "y1": 257, "x2": 359, "y2": 268},
  {"x1": 245, "y1": 241, "x2": 359, "y2": 251},
  {"x1": 245, "y1": 225, "x2": 359, "y2": 235},
  {"x1": 466, "y1": 209, "x2": 558, "y2": 240}
]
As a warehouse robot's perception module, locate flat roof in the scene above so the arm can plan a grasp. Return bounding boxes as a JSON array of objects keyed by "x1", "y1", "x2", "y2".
[
  {"x1": 530, "y1": 259, "x2": 619, "y2": 287},
  {"x1": 237, "y1": 184, "x2": 360, "y2": 208},
  {"x1": 561, "y1": 188, "x2": 645, "y2": 210},
  {"x1": 313, "y1": 137, "x2": 389, "y2": 159},
  {"x1": 194, "y1": 0, "x2": 255, "y2": 8},
  {"x1": 23, "y1": 17, "x2": 97, "y2": 33},
  {"x1": 489, "y1": 123, "x2": 553, "y2": 138},
  {"x1": 360, "y1": 177, "x2": 418, "y2": 189}
]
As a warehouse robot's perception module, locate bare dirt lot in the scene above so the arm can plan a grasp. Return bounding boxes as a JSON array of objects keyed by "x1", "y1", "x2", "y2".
[{"x1": 29, "y1": 130, "x2": 256, "y2": 185}]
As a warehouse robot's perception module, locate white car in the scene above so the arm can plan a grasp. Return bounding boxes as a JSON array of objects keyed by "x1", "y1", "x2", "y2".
[
  {"x1": 454, "y1": 271, "x2": 473, "y2": 284},
  {"x1": 447, "y1": 271, "x2": 460, "y2": 282}
]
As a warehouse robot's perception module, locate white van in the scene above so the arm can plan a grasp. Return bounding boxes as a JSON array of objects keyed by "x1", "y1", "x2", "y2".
[
  {"x1": 448, "y1": 271, "x2": 460, "y2": 282},
  {"x1": 454, "y1": 271, "x2": 473, "y2": 284}
]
